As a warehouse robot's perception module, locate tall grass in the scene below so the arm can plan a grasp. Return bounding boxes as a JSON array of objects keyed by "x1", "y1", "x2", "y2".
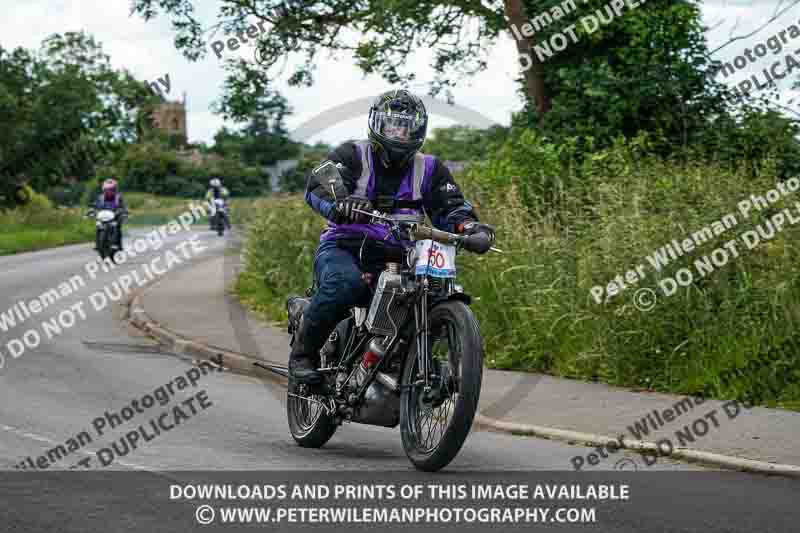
[
  {"x1": 236, "y1": 135, "x2": 800, "y2": 409},
  {"x1": 0, "y1": 200, "x2": 95, "y2": 255},
  {"x1": 235, "y1": 195, "x2": 325, "y2": 323}
]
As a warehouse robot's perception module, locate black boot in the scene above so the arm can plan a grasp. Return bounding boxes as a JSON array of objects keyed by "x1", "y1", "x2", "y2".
[
  {"x1": 288, "y1": 354, "x2": 322, "y2": 385},
  {"x1": 288, "y1": 318, "x2": 323, "y2": 385}
]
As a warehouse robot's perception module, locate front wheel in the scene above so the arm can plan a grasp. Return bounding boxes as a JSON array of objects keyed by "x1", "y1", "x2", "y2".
[
  {"x1": 400, "y1": 300, "x2": 484, "y2": 472},
  {"x1": 97, "y1": 230, "x2": 111, "y2": 261}
]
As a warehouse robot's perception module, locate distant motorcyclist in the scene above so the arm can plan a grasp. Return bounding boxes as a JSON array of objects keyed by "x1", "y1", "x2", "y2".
[
  {"x1": 90, "y1": 179, "x2": 128, "y2": 250},
  {"x1": 205, "y1": 178, "x2": 230, "y2": 230}
]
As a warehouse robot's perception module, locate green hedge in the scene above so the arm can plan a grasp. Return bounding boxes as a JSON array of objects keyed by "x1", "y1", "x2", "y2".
[{"x1": 236, "y1": 134, "x2": 800, "y2": 410}]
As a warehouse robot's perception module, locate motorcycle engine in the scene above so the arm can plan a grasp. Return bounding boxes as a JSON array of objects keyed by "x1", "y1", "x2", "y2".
[{"x1": 335, "y1": 336, "x2": 402, "y2": 428}]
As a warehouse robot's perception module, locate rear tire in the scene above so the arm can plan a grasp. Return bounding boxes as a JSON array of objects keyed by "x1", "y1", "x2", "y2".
[
  {"x1": 286, "y1": 380, "x2": 337, "y2": 448},
  {"x1": 400, "y1": 300, "x2": 483, "y2": 472}
]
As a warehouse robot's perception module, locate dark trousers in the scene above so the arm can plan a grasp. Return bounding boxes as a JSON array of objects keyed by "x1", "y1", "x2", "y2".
[{"x1": 292, "y1": 240, "x2": 375, "y2": 359}]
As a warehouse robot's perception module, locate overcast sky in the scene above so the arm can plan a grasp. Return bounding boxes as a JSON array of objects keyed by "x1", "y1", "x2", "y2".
[{"x1": 2, "y1": 0, "x2": 798, "y2": 146}]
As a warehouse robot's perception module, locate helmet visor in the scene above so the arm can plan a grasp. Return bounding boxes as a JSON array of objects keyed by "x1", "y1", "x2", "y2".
[{"x1": 370, "y1": 110, "x2": 425, "y2": 144}]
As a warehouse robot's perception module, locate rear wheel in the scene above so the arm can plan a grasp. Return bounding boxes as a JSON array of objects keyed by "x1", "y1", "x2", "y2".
[
  {"x1": 287, "y1": 380, "x2": 337, "y2": 448},
  {"x1": 400, "y1": 300, "x2": 483, "y2": 471}
]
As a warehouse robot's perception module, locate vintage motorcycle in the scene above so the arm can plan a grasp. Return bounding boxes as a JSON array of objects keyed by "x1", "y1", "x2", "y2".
[{"x1": 284, "y1": 195, "x2": 499, "y2": 471}]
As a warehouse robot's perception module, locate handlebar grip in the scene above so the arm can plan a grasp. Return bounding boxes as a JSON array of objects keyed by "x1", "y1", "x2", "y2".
[
  {"x1": 462, "y1": 232, "x2": 492, "y2": 254},
  {"x1": 414, "y1": 226, "x2": 459, "y2": 244}
]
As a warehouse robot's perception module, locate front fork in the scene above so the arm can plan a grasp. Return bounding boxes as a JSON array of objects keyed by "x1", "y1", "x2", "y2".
[{"x1": 414, "y1": 277, "x2": 431, "y2": 393}]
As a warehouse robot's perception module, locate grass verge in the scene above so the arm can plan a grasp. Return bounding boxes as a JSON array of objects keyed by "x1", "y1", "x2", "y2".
[
  {"x1": 0, "y1": 203, "x2": 94, "y2": 255},
  {"x1": 0, "y1": 192, "x2": 260, "y2": 255},
  {"x1": 234, "y1": 137, "x2": 800, "y2": 410}
]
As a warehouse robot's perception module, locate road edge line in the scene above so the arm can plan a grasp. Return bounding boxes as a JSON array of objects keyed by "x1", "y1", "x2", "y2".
[{"x1": 474, "y1": 415, "x2": 800, "y2": 478}]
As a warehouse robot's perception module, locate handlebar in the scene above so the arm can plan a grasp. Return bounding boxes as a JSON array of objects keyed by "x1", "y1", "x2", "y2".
[
  {"x1": 410, "y1": 225, "x2": 460, "y2": 245},
  {"x1": 352, "y1": 208, "x2": 503, "y2": 254}
]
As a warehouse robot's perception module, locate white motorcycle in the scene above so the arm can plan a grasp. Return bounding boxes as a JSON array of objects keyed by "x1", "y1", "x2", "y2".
[
  {"x1": 210, "y1": 198, "x2": 230, "y2": 236},
  {"x1": 86, "y1": 208, "x2": 122, "y2": 261}
]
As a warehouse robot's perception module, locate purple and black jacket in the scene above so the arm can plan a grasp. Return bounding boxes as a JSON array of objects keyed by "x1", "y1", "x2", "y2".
[
  {"x1": 304, "y1": 140, "x2": 478, "y2": 246},
  {"x1": 93, "y1": 193, "x2": 127, "y2": 212}
]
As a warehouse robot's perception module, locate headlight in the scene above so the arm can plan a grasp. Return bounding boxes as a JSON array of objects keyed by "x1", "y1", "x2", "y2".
[
  {"x1": 405, "y1": 248, "x2": 417, "y2": 269},
  {"x1": 96, "y1": 210, "x2": 116, "y2": 223}
]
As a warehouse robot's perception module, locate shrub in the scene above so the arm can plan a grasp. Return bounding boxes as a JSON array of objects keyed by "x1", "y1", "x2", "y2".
[{"x1": 236, "y1": 134, "x2": 800, "y2": 409}]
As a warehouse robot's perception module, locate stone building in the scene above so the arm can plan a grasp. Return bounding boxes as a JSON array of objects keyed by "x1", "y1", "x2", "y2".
[{"x1": 148, "y1": 93, "x2": 188, "y2": 141}]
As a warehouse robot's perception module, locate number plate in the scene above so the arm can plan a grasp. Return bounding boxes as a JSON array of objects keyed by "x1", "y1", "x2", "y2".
[{"x1": 414, "y1": 239, "x2": 456, "y2": 278}]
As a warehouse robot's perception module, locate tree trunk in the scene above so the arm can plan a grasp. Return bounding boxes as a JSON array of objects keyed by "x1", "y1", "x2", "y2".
[{"x1": 504, "y1": 0, "x2": 551, "y2": 120}]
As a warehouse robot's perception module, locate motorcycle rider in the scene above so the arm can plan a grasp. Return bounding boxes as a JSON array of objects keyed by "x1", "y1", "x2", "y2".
[
  {"x1": 289, "y1": 89, "x2": 496, "y2": 385},
  {"x1": 205, "y1": 178, "x2": 230, "y2": 230},
  {"x1": 90, "y1": 178, "x2": 128, "y2": 250}
]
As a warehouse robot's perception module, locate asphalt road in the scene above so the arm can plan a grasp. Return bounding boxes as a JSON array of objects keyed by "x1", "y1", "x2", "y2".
[{"x1": 0, "y1": 229, "x2": 797, "y2": 532}]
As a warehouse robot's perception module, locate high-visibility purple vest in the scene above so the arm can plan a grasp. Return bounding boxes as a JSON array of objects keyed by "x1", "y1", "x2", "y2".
[{"x1": 320, "y1": 140, "x2": 435, "y2": 244}]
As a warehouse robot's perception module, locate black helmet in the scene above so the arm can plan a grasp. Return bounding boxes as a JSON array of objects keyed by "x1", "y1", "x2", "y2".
[{"x1": 368, "y1": 89, "x2": 428, "y2": 168}]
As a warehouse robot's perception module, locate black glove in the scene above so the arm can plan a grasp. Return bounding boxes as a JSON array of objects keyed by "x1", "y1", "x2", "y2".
[
  {"x1": 459, "y1": 221, "x2": 495, "y2": 254},
  {"x1": 334, "y1": 196, "x2": 372, "y2": 224},
  {"x1": 460, "y1": 221, "x2": 495, "y2": 241}
]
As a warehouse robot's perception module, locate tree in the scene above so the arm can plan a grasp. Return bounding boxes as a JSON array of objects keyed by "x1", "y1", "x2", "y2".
[
  {"x1": 280, "y1": 143, "x2": 331, "y2": 193},
  {"x1": 511, "y1": 1, "x2": 731, "y2": 146},
  {"x1": 423, "y1": 125, "x2": 509, "y2": 161},
  {"x1": 211, "y1": 77, "x2": 300, "y2": 167},
  {"x1": 130, "y1": 0, "x2": 505, "y2": 99},
  {"x1": 0, "y1": 32, "x2": 159, "y2": 207},
  {"x1": 506, "y1": 0, "x2": 550, "y2": 117},
  {"x1": 129, "y1": 0, "x2": 727, "y2": 130}
]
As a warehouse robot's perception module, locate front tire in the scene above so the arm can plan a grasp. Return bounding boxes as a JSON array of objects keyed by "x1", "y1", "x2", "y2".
[
  {"x1": 98, "y1": 231, "x2": 110, "y2": 261},
  {"x1": 400, "y1": 300, "x2": 484, "y2": 472},
  {"x1": 286, "y1": 380, "x2": 337, "y2": 448}
]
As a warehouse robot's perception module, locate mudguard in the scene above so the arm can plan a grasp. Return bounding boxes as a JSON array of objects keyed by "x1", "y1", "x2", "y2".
[{"x1": 431, "y1": 292, "x2": 472, "y2": 307}]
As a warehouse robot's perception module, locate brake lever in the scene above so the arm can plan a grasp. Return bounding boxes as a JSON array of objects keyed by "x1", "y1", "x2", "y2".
[{"x1": 328, "y1": 179, "x2": 338, "y2": 202}]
